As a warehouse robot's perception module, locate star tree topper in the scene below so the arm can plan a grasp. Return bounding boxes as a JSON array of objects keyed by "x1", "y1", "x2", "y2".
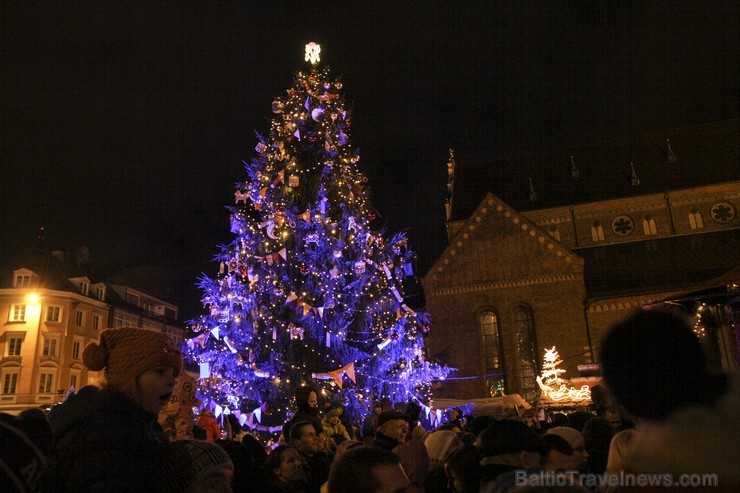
[{"x1": 305, "y1": 42, "x2": 321, "y2": 65}]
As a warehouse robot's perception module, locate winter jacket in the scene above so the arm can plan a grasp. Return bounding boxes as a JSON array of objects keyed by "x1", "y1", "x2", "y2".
[
  {"x1": 321, "y1": 417, "x2": 350, "y2": 442},
  {"x1": 43, "y1": 385, "x2": 169, "y2": 493},
  {"x1": 196, "y1": 410, "x2": 222, "y2": 442}
]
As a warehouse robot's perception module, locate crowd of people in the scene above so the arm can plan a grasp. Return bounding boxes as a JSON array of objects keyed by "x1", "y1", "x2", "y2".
[{"x1": 1, "y1": 307, "x2": 738, "y2": 492}]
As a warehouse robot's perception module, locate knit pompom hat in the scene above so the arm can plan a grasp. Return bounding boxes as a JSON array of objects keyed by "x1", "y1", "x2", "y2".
[
  {"x1": 82, "y1": 326, "x2": 182, "y2": 387},
  {"x1": 155, "y1": 440, "x2": 233, "y2": 493}
]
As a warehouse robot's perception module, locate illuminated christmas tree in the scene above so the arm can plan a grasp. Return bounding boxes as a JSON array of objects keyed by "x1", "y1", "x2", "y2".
[{"x1": 185, "y1": 43, "x2": 450, "y2": 426}]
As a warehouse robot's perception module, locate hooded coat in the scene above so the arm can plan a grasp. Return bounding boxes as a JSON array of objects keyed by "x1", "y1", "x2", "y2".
[{"x1": 43, "y1": 385, "x2": 169, "y2": 493}]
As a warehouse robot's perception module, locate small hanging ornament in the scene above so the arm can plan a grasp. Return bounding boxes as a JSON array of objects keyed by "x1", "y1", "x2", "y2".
[
  {"x1": 421, "y1": 324, "x2": 431, "y2": 334},
  {"x1": 368, "y1": 212, "x2": 376, "y2": 221},
  {"x1": 300, "y1": 263, "x2": 309, "y2": 275},
  {"x1": 353, "y1": 261, "x2": 366, "y2": 274},
  {"x1": 272, "y1": 100, "x2": 284, "y2": 113},
  {"x1": 389, "y1": 331, "x2": 399, "y2": 340},
  {"x1": 288, "y1": 174, "x2": 300, "y2": 187},
  {"x1": 333, "y1": 249, "x2": 343, "y2": 258},
  {"x1": 274, "y1": 210, "x2": 285, "y2": 227},
  {"x1": 311, "y1": 108, "x2": 324, "y2": 121},
  {"x1": 255, "y1": 142, "x2": 267, "y2": 153}
]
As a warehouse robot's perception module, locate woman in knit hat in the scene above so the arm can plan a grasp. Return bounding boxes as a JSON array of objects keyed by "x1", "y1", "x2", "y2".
[{"x1": 42, "y1": 326, "x2": 182, "y2": 492}]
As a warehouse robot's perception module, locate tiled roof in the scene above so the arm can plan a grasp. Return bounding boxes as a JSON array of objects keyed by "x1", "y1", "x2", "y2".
[
  {"x1": 579, "y1": 229, "x2": 740, "y2": 300},
  {"x1": 450, "y1": 119, "x2": 740, "y2": 221}
]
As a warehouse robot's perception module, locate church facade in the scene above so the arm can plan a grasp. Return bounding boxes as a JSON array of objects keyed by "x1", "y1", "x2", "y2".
[{"x1": 422, "y1": 120, "x2": 740, "y2": 401}]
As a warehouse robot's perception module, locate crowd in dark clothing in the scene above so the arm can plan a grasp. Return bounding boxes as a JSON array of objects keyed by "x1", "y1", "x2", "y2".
[{"x1": 3, "y1": 309, "x2": 740, "y2": 492}]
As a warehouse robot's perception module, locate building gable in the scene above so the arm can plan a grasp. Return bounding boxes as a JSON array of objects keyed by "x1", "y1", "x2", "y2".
[{"x1": 424, "y1": 193, "x2": 583, "y2": 295}]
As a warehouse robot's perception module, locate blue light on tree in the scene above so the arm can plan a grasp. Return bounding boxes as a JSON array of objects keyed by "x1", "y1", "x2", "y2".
[{"x1": 184, "y1": 43, "x2": 452, "y2": 427}]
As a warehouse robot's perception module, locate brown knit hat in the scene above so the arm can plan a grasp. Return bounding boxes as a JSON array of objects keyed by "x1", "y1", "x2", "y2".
[
  {"x1": 82, "y1": 326, "x2": 182, "y2": 386},
  {"x1": 155, "y1": 439, "x2": 233, "y2": 493}
]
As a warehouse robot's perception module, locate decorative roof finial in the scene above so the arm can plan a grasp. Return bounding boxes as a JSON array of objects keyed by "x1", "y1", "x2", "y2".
[
  {"x1": 305, "y1": 42, "x2": 321, "y2": 65},
  {"x1": 445, "y1": 148, "x2": 456, "y2": 222},
  {"x1": 528, "y1": 178, "x2": 538, "y2": 202},
  {"x1": 630, "y1": 162, "x2": 640, "y2": 186},
  {"x1": 666, "y1": 138, "x2": 677, "y2": 163},
  {"x1": 570, "y1": 155, "x2": 579, "y2": 178}
]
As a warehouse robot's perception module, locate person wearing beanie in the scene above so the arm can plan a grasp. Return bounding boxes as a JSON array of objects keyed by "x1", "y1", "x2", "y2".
[
  {"x1": 42, "y1": 326, "x2": 183, "y2": 492},
  {"x1": 155, "y1": 439, "x2": 233, "y2": 493},
  {"x1": 322, "y1": 406, "x2": 351, "y2": 445},
  {"x1": 360, "y1": 401, "x2": 383, "y2": 443},
  {"x1": 284, "y1": 385, "x2": 323, "y2": 443},
  {"x1": 547, "y1": 426, "x2": 589, "y2": 472}
]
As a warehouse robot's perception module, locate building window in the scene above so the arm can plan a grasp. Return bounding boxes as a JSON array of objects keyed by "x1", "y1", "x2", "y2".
[
  {"x1": 480, "y1": 311, "x2": 506, "y2": 397},
  {"x1": 611, "y1": 215, "x2": 634, "y2": 236},
  {"x1": 514, "y1": 305, "x2": 539, "y2": 402},
  {"x1": 72, "y1": 341, "x2": 81, "y2": 359},
  {"x1": 70, "y1": 373, "x2": 78, "y2": 390},
  {"x1": 2, "y1": 371, "x2": 19, "y2": 394},
  {"x1": 642, "y1": 215, "x2": 657, "y2": 235},
  {"x1": 710, "y1": 202, "x2": 735, "y2": 224},
  {"x1": 42, "y1": 337, "x2": 58, "y2": 357},
  {"x1": 38, "y1": 372, "x2": 54, "y2": 394},
  {"x1": 46, "y1": 306, "x2": 61, "y2": 323},
  {"x1": 689, "y1": 209, "x2": 704, "y2": 230},
  {"x1": 6, "y1": 337, "x2": 23, "y2": 356},
  {"x1": 92, "y1": 314, "x2": 101, "y2": 331},
  {"x1": 14, "y1": 275, "x2": 31, "y2": 288},
  {"x1": 75, "y1": 310, "x2": 84, "y2": 327},
  {"x1": 95, "y1": 286, "x2": 105, "y2": 301},
  {"x1": 80, "y1": 281, "x2": 89, "y2": 296},
  {"x1": 591, "y1": 222, "x2": 605, "y2": 242},
  {"x1": 10, "y1": 304, "x2": 27, "y2": 322}
]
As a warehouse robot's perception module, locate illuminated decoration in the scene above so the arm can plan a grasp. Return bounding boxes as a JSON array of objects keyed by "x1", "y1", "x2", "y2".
[
  {"x1": 185, "y1": 44, "x2": 451, "y2": 424},
  {"x1": 304, "y1": 42, "x2": 321, "y2": 65},
  {"x1": 536, "y1": 346, "x2": 591, "y2": 403}
]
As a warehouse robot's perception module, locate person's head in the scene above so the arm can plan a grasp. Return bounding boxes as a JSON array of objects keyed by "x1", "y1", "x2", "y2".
[
  {"x1": 600, "y1": 308, "x2": 710, "y2": 421},
  {"x1": 295, "y1": 385, "x2": 319, "y2": 410},
  {"x1": 477, "y1": 419, "x2": 549, "y2": 469},
  {"x1": 155, "y1": 439, "x2": 234, "y2": 493},
  {"x1": 290, "y1": 421, "x2": 319, "y2": 455},
  {"x1": 334, "y1": 439, "x2": 362, "y2": 461},
  {"x1": 372, "y1": 401, "x2": 383, "y2": 415},
  {"x1": 547, "y1": 426, "x2": 588, "y2": 471},
  {"x1": 444, "y1": 445, "x2": 481, "y2": 493},
  {"x1": 605, "y1": 429, "x2": 637, "y2": 473},
  {"x1": 376, "y1": 410, "x2": 410, "y2": 444},
  {"x1": 542, "y1": 433, "x2": 578, "y2": 471},
  {"x1": 219, "y1": 441, "x2": 254, "y2": 492},
  {"x1": 266, "y1": 445, "x2": 303, "y2": 483},
  {"x1": 424, "y1": 429, "x2": 463, "y2": 464},
  {"x1": 326, "y1": 406, "x2": 342, "y2": 425},
  {"x1": 327, "y1": 445, "x2": 410, "y2": 493},
  {"x1": 82, "y1": 326, "x2": 182, "y2": 415},
  {"x1": 603, "y1": 407, "x2": 623, "y2": 431},
  {"x1": 1, "y1": 409, "x2": 53, "y2": 493}
]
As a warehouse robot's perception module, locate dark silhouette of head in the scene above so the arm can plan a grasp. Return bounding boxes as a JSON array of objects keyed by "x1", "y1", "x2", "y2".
[{"x1": 600, "y1": 308, "x2": 711, "y2": 421}]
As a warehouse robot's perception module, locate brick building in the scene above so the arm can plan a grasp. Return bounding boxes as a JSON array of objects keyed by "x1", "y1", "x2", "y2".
[
  {"x1": 0, "y1": 250, "x2": 185, "y2": 413},
  {"x1": 422, "y1": 120, "x2": 740, "y2": 401}
]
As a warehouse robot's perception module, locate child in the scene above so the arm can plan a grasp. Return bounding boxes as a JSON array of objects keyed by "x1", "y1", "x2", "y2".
[
  {"x1": 155, "y1": 439, "x2": 234, "y2": 493},
  {"x1": 322, "y1": 406, "x2": 350, "y2": 445},
  {"x1": 43, "y1": 326, "x2": 182, "y2": 492}
]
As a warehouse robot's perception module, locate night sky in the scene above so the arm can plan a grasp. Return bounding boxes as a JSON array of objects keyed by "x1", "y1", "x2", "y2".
[{"x1": 3, "y1": 2, "x2": 737, "y2": 318}]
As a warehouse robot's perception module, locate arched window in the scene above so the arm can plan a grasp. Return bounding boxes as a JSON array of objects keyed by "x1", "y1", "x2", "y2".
[
  {"x1": 480, "y1": 311, "x2": 506, "y2": 397},
  {"x1": 514, "y1": 306, "x2": 539, "y2": 402},
  {"x1": 642, "y1": 215, "x2": 657, "y2": 235},
  {"x1": 689, "y1": 209, "x2": 704, "y2": 230},
  {"x1": 591, "y1": 222, "x2": 605, "y2": 242}
]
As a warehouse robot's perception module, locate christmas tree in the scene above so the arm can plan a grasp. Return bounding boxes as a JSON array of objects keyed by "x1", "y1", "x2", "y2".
[{"x1": 185, "y1": 43, "x2": 451, "y2": 426}]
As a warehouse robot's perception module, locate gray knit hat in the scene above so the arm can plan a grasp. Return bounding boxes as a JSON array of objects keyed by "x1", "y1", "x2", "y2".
[{"x1": 156, "y1": 440, "x2": 233, "y2": 493}]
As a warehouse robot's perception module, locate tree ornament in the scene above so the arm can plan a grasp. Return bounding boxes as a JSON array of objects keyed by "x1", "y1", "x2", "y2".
[
  {"x1": 288, "y1": 174, "x2": 300, "y2": 187},
  {"x1": 353, "y1": 261, "x2": 366, "y2": 274},
  {"x1": 272, "y1": 100, "x2": 284, "y2": 113}
]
